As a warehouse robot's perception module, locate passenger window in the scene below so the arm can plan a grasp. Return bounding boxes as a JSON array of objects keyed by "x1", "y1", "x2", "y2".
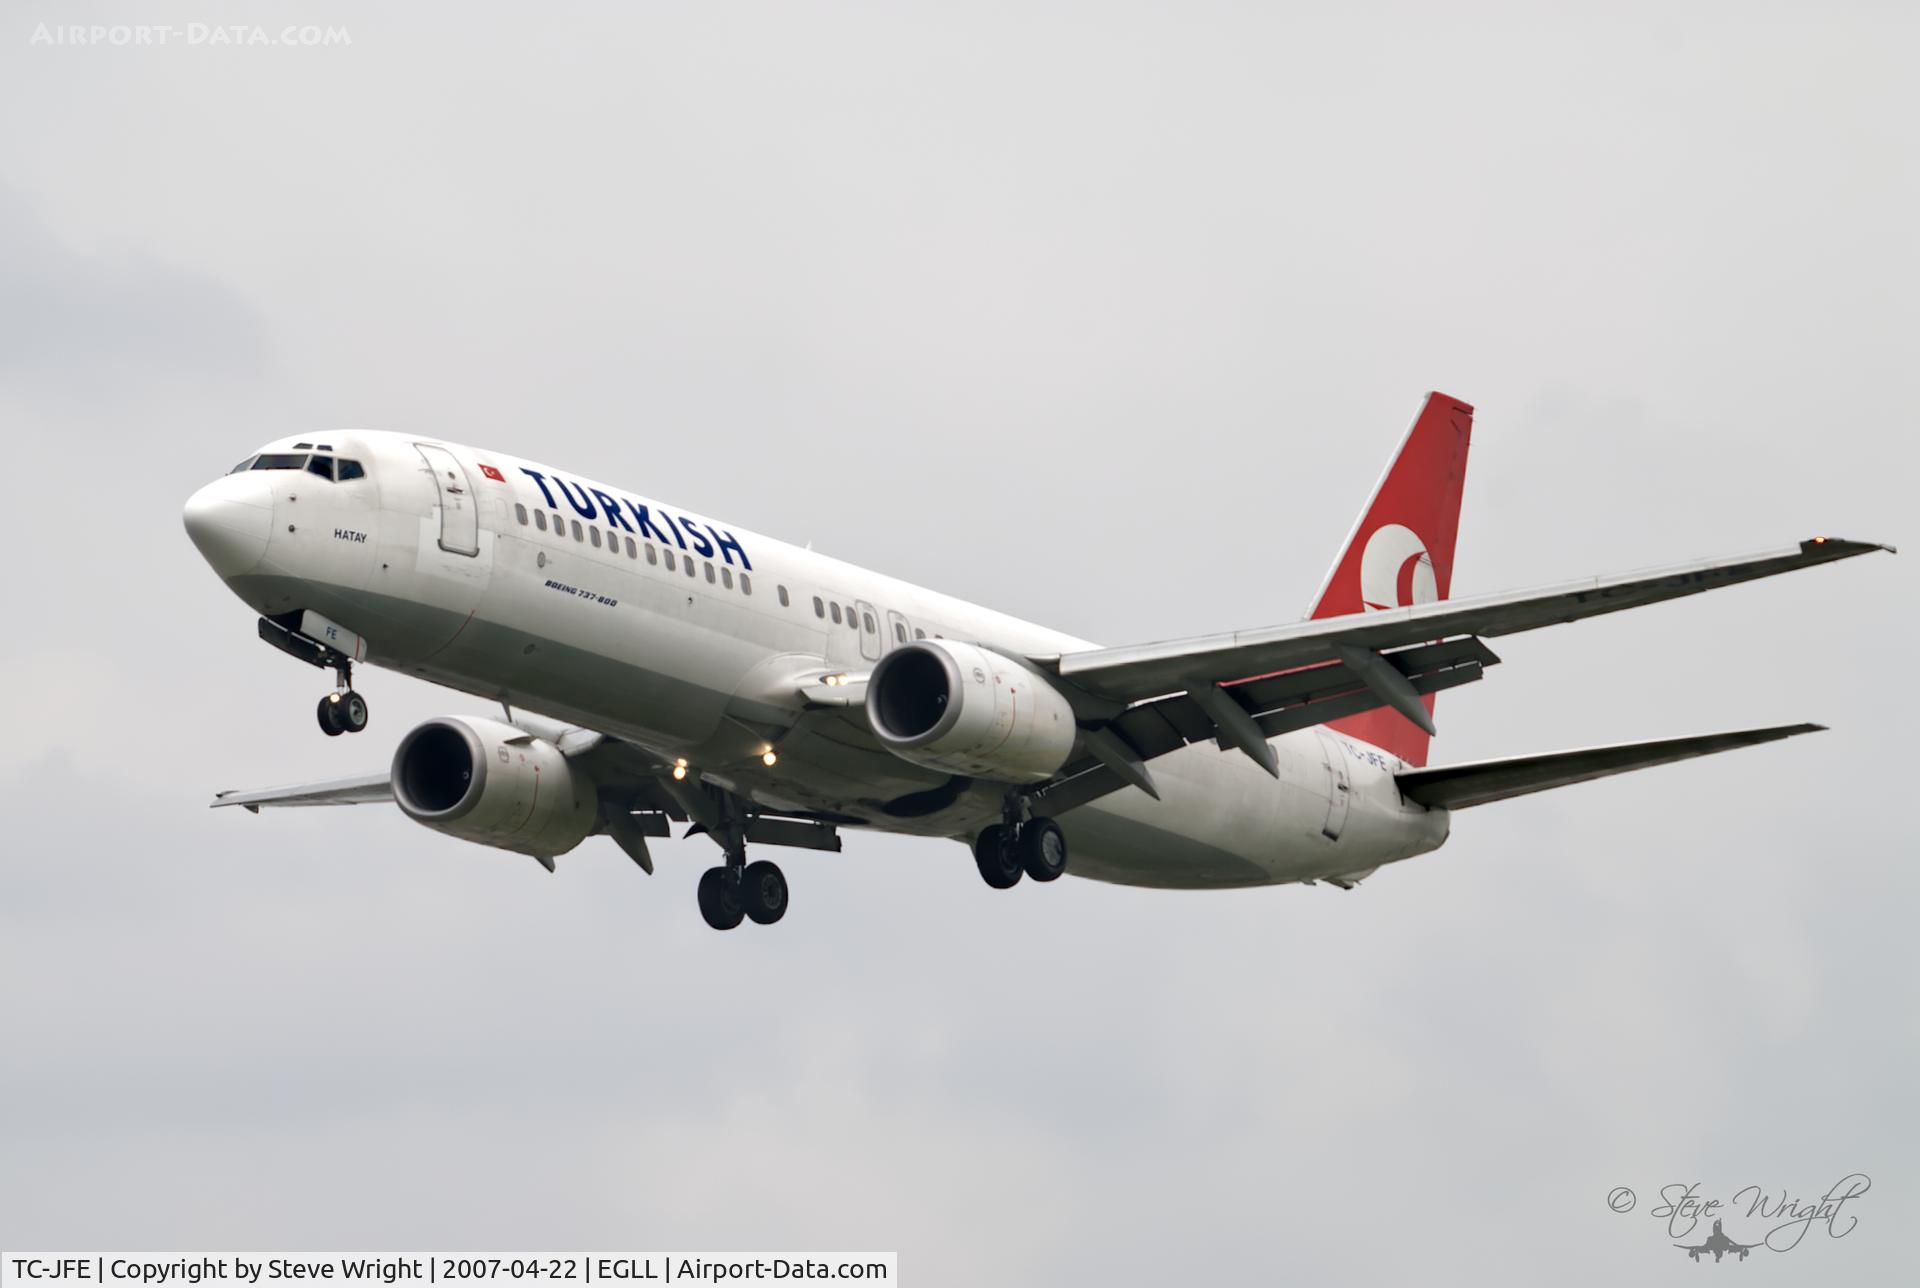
[
  {"x1": 625, "y1": 536, "x2": 636, "y2": 558},
  {"x1": 685, "y1": 557, "x2": 696, "y2": 578},
  {"x1": 306, "y1": 456, "x2": 334, "y2": 481},
  {"x1": 336, "y1": 459, "x2": 365, "y2": 481},
  {"x1": 704, "y1": 562, "x2": 716, "y2": 584},
  {"x1": 847, "y1": 610, "x2": 858, "y2": 631},
  {"x1": 534, "y1": 510, "x2": 548, "y2": 531},
  {"x1": 813, "y1": 596, "x2": 824, "y2": 618},
  {"x1": 830, "y1": 602, "x2": 842, "y2": 624},
  {"x1": 646, "y1": 544, "x2": 658, "y2": 565},
  {"x1": 571, "y1": 520, "x2": 584, "y2": 542},
  {"x1": 664, "y1": 550, "x2": 675, "y2": 571},
  {"x1": 894, "y1": 623, "x2": 906, "y2": 642},
  {"x1": 721, "y1": 567, "x2": 733, "y2": 589},
  {"x1": 777, "y1": 585, "x2": 790, "y2": 607},
  {"x1": 863, "y1": 612, "x2": 876, "y2": 633},
  {"x1": 741, "y1": 574, "x2": 752, "y2": 595},
  {"x1": 590, "y1": 527, "x2": 602, "y2": 548},
  {"x1": 515, "y1": 503, "x2": 529, "y2": 525}
]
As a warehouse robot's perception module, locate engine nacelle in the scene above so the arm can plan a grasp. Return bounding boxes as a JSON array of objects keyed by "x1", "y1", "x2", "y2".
[
  {"x1": 391, "y1": 716, "x2": 597, "y2": 858},
  {"x1": 865, "y1": 639, "x2": 1077, "y2": 782}
]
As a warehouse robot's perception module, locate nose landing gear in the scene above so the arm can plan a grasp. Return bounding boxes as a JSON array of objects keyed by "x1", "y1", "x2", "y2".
[
  {"x1": 316, "y1": 688, "x2": 369, "y2": 737},
  {"x1": 258, "y1": 613, "x2": 372, "y2": 738}
]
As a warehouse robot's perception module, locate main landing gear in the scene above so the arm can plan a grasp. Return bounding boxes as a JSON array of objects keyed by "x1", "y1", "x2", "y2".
[
  {"x1": 697, "y1": 858, "x2": 789, "y2": 931},
  {"x1": 972, "y1": 815, "x2": 1067, "y2": 889},
  {"x1": 676, "y1": 787, "x2": 788, "y2": 931}
]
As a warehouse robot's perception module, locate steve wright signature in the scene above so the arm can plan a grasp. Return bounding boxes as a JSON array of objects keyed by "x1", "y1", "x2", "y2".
[{"x1": 1646, "y1": 1174, "x2": 1870, "y2": 1252}]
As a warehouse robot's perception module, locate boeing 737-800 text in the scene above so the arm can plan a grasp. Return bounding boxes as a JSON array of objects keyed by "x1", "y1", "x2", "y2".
[{"x1": 183, "y1": 394, "x2": 1891, "y2": 929}]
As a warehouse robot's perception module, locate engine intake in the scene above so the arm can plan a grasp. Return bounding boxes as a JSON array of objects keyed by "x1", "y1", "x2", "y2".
[
  {"x1": 865, "y1": 639, "x2": 1077, "y2": 782},
  {"x1": 391, "y1": 716, "x2": 597, "y2": 858}
]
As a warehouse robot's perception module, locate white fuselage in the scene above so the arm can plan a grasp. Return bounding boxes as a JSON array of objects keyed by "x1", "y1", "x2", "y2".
[{"x1": 190, "y1": 430, "x2": 1449, "y2": 888}]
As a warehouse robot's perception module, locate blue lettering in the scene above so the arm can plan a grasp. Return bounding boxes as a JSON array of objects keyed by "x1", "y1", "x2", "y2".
[
  {"x1": 677, "y1": 516, "x2": 716, "y2": 558},
  {"x1": 553, "y1": 475, "x2": 597, "y2": 520},
  {"x1": 591, "y1": 489, "x2": 633, "y2": 532},
  {"x1": 622, "y1": 499, "x2": 674, "y2": 546},
  {"x1": 711, "y1": 527, "x2": 752, "y2": 570},
  {"x1": 519, "y1": 468, "x2": 558, "y2": 508},
  {"x1": 657, "y1": 510, "x2": 689, "y2": 550}
]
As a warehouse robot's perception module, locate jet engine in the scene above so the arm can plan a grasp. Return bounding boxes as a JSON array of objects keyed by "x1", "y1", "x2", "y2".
[
  {"x1": 865, "y1": 639, "x2": 1077, "y2": 782},
  {"x1": 390, "y1": 716, "x2": 597, "y2": 858}
]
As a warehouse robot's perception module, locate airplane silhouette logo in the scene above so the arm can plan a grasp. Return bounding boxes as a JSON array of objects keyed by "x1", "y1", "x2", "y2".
[{"x1": 1677, "y1": 1217, "x2": 1760, "y2": 1263}]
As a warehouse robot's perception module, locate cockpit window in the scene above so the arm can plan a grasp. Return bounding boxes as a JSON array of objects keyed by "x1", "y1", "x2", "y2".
[
  {"x1": 252, "y1": 453, "x2": 308, "y2": 470},
  {"x1": 306, "y1": 456, "x2": 335, "y2": 481},
  {"x1": 228, "y1": 456, "x2": 258, "y2": 474},
  {"x1": 336, "y1": 459, "x2": 365, "y2": 481}
]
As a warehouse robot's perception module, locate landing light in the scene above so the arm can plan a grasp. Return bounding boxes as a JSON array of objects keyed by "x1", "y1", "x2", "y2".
[
  {"x1": 762, "y1": 750, "x2": 778, "y2": 767},
  {"x1": 1813, "y1": 535, "x2": 1828, "y2": 544},
  {"x1": 672, "y1": 758, "x2": 688, "y2": 781}
]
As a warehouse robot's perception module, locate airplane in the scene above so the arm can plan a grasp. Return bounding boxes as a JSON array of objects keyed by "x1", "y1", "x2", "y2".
[
  {"x1": 183, "y1": 393, "x2": 1892, "y2": 930},
  {"x1": 1678, "y1": 1218, "x2": 1760, "y2": 1262}
]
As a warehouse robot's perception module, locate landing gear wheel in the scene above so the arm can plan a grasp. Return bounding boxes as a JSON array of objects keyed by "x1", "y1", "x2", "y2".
[
  {"x1": 316, "y1": 694, "x2": 345, "y2": 736},
  {"x1": 697, "y1": 867, "x2": 745, "y2": 931},
  {"x1": 317, "y1": 691, "x2": 369, "y2": 736},
  {"x1": 972, "y1": 824, "x2": 1023, "y2": 889},
  {"x1": 1020, "y1": 818, "x2": 1067, "y2": 882},
  {"x1": 741, "y1": 860, "x2": 789, "y2": 925}
]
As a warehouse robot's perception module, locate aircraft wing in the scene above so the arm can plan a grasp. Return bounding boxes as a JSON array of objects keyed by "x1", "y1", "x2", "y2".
[
  {"x1": 1039, "y1": 538, "x2": 1889, "y2": 705},
  {"x1": 1394, "y1": 722, "x2": 1825, "y2": 810},
  {"x1": 212, "y1": 773, "x2": 393, "y2": 811}
]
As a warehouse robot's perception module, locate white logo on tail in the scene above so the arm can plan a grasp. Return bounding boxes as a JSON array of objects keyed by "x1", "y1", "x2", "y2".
[{"x1": 1360, "y1": 523, "x2": 1436, "y2": 611}]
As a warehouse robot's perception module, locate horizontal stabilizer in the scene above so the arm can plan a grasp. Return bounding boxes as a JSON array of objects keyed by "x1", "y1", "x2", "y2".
[{"x1": 1396, "y1": 723, "x2": 1825, "y2": 810}]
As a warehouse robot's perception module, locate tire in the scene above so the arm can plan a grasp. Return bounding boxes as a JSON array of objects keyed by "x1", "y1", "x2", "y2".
[
  {"x1": 742, "y1": 860, "x2": 789, "y2": 925},
  {"x1": 972, "y1": 824, "x2": 1023, "y2": 889},
  {"x1": 338, "y1": 690, "x2": 369, "y2": 733},
  {"x1": 317, "y1": 694, "x2": 344, "y2": 736},
  {"x1": 1020, "y1": 818, "x2": 1067, "y2": 882},
  {"x1": 696, "y1": 867, "x2": 745, "y2": 930}
]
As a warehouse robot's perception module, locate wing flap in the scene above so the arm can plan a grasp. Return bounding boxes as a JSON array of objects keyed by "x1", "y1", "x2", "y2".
[
  {"x1": 1034, "y1": 643, "x2": 1495, "y2": 816},
  {"x1": 1395, "y1": 722, "x2": 1826, "y2": 810}
]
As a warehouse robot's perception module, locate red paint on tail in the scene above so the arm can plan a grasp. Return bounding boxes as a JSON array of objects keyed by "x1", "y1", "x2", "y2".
[{"x1": 1307, "y1": 393, "x2": 1473, "y2": 766}]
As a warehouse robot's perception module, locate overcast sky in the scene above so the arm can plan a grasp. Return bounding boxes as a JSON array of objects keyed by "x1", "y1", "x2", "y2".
[{"x1": 1, "y1": 3, "x2": 1914, "y2": 1282}]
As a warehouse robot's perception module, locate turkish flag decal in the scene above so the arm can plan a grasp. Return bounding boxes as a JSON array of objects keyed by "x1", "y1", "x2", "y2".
[{"x1": 478, "y1": 463, "x2": 505, "y2": 482}]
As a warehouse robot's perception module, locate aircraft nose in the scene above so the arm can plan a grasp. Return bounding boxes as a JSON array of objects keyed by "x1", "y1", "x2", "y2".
[{"x1": 183, "y1": 472, "x2": 272, "y2": 578}]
